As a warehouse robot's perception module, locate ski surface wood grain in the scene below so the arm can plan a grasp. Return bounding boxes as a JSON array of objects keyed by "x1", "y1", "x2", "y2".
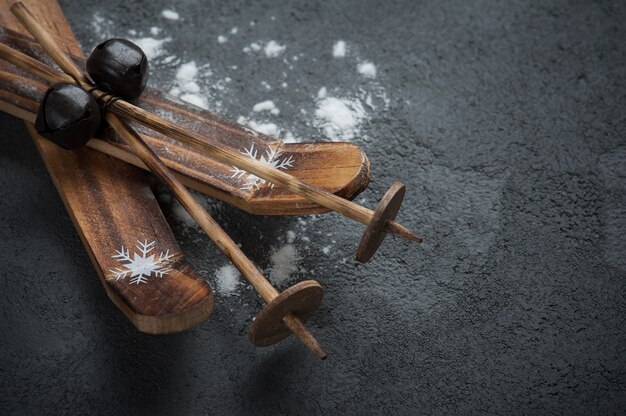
[
  {"x1": 0, "y1": 31, "x2": 370, "y2": 216},
  {"x1": 0, "y1": 0, "x2": 213, "y2": 334}
]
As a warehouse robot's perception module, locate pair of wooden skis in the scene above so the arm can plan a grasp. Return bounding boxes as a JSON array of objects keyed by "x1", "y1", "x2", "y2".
[{"x1": 0, "y1": 0, "x2": 418, "y2": 357}]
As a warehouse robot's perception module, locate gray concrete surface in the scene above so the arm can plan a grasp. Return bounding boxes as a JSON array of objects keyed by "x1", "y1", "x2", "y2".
[{"x1": 1, "y1": 0, "x2": 625, "y2": 414}]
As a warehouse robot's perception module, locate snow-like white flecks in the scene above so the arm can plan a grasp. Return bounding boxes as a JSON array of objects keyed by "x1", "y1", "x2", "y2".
[
  {"x1": 215, "y1": 265, "x2": 241, "y2": 296},
  {"x1": 333, "y1": 40, "x2": 346, "y2": 58},
  {"x1": 131, "y1": 37, "x2": 171, "y2": 60},
  {"x1": 264, "y1": 40, "x2": 286, "y2": 58},
  {"x1": 161, "y1": 9, "x2": 180, "y2": 20},
  {"x1": 231, "y1": 144, "x2": 294, "y2": 191},
  {"x1": 357, "y1": 61, "x2": 377, "y2": 78},
  {"x1": 109, "y1": 240, "x2": 175, "y2": 284}
]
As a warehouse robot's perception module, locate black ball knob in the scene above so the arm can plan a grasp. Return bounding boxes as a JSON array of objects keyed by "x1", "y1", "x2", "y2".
[
  {"x1": 35, "y1": 83, "x2": 101, "y2": 150},
  {"x1": 86, "y1": 38, "x2": 149, "y2": 100}
]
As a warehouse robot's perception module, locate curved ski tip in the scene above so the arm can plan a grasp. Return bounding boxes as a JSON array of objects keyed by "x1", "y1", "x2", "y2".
[
  {"x1": 242, "y1": 141, "x2": 371, "y2": 215},
  {"x1": 281, "y1": 142, "x2": 370, "y2": 200}
]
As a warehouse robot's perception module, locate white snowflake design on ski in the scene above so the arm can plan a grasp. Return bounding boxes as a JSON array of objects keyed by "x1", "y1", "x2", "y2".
[
  {"x1": 109, "y1": 240, "x2": 175, "y2": 285},
  {"x1": 230, "y1": 144, "x2": 294, "y2": 191}
]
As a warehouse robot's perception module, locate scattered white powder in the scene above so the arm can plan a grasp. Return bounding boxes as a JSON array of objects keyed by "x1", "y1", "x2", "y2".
[
  {"x1": 322, "y1": 246, "x2": 331, "y2": 255},
  {"x1": 264, "y1": 41, "x2": 286, "y2": 58},
  {"x1": 357, "y1": 61, "x2": 377, "y2": 78},
  {"x1": 165, "y1": 192, "x2": 229, "y2": 232},
  {"x1": 268, "y1": 244, "x2": 300, "y2": 286},
  {"x1": 90, "y1": 13, "x2": 114, "y2": 40},
  {"x1": 317, "y1": 87, "x2": 327, "y2": 99},
  {"x1": 132, "y1": 37, "x2": 171, "y2": 59},
  {"x1": 283, "y1": 131, "x2": 298, "y2": 143},
  {"x1": 168, "y1": 61, "x2": 209, "y2": 109},
  {"x1": 150, "y1": 26, "x2": 161, "y2": 36},
  {"x1": 314, "y1": 96, "x2": 367, "y2": 141},
  {"x1": 217, "y1": 35, "x2": 227, "y2": 44},
  {"x1": 169, "y1": 193, "x2": 210, "y2": 228},
  {"x1": 333, "y1": 40, "x2": 346, "y2": 58},
  {"x1": 364, "y1": 84, "x2": 390, "y2": 109},
  {"x1": 215, "y1": 265, "x2": 241, "y2": 296},
  {"x1": 179, "y1": 93, "x2": 208, "y2": 109},
  {"x1": 176, "y1": 61, "x2": 198, "y2": 81},
  {"x1": 243, "y1": 42, "x2": 262, "y2": 53},
  {"x1": 237, "y1": 116, "x2": 298, "y2": 142},
  {"x1": 253, "y1": 100, "x2": 280, "y2": 115},
  {"x1": 162, "y1": 9, "x2": 180, "y2": 20},
  {"x1": 286, "y1": 230, "x2": 296, "y2": 244},
  {"x1": 230, "y1": 27, "x2": 239, "y2": 34},
  {"x1": 214, "y1": 78, "x2": 228, "y2": 91},
  {"x1": 171, "y1": 202, "x2": 196, "y2": 228},
  {"x1": 182, "y1": 81, "x2": 200, "y2": 93},
  {"x1": 162, "y1": 55, "x2": 178, "y2": 65},
  {"x1": 92, "y1": 13, "x2": 107, "y2": 30},
  {"x1": 237, "y1": 117, "x2": 279, "y2": 136}
]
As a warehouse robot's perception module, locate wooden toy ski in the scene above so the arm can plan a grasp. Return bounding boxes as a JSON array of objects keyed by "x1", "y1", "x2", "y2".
[
  {"x1": 0, "y1": 0, "x2": 422, "y2": 357},
  {"x1": 4, "y1": 1, "x2": 331, "y2": 357},
  {"x1": 0, "y1": 32, "x2": 371, "y2": 216},
  {"x1": 0, "y1": 0, "x2": 213, "y2": 334}
]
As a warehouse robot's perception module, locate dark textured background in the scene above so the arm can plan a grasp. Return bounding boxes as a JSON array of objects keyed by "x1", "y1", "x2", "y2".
[{"x1": 1, "y1": 0, "x2": 625, "y2": 414}]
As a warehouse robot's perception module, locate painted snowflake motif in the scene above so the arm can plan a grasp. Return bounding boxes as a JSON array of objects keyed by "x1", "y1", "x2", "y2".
[
  {"x1": 231, "y1": 144, "x2": 294, "y2": 191},
  {"x1": 109, "y1": 240, "x2": 174, "y2": 285}
]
